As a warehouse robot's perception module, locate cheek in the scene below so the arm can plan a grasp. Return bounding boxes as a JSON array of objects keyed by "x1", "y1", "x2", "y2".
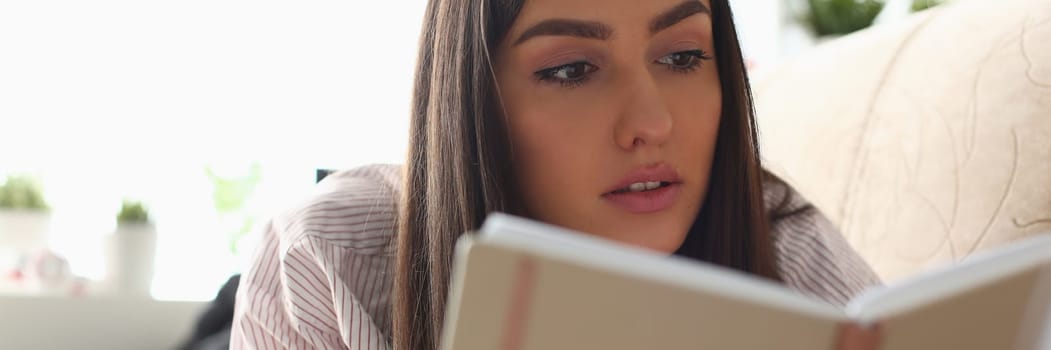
[
  {"x1": 666, "y1": 71, "x2": 722, "y2": 161},
  {"x1": 672, "y1": 86, "x2": 721, "y2": 149},
  {"x1": 673, "y1": 80, "x2": 722, "y2": 214},
  {"x1": 499, "y1": 77, "x2": 615, "y2": 223},
  {"x1": 505, "y1": 101, "x2": 606, "y2": 217}
]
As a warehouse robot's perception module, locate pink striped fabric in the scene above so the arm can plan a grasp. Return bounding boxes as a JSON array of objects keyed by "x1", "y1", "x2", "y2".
[{"x1": 230, "y1": 164, "x2": 881, "y2": 349}]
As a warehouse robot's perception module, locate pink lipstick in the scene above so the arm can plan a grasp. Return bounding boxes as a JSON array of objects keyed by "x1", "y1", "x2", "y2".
[{"x1": 602, "y1": 163, "x2": 683, "y2": 214}]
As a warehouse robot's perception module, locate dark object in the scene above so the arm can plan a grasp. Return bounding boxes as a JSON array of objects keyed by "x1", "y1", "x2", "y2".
[
  {"x1": 177, "y1": 274, "x2": 240, "y2": 350},
  {"x1": 316, "y1": 169, "x2": 336, "y2": 184},
  {"x1": 806, "y1": 0, "x2": 885, "y2": 36}
]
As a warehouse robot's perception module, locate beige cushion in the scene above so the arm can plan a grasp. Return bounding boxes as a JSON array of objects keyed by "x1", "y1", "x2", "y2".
[{"x1": 754, "y1": 0, "x2": 1051, "y2": 282}]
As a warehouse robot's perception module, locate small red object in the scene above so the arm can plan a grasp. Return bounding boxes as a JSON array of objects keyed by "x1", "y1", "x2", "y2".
[{"x1": 8, "y1": 270, "x2": 24, "y2": 281}]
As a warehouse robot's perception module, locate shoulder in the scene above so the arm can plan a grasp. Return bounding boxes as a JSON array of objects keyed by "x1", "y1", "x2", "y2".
[
  {"x1": 231, "y1": 164, "x2": 403, "y2": 348},
  {"x1": 762, "y1": 176, "x2": 882, "y2": 305},
  {"x1": 270, "y1": 163, "x2": 403, "y2": 256}
]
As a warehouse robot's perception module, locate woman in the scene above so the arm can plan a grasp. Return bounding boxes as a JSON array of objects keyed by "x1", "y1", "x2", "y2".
[{"x1": 231, "y1": 0, "x2": 883, "y2": 349}]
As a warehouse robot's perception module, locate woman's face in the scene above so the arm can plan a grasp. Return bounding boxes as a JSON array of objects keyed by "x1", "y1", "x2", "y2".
[{"x1": 495, "y1": 0, "x2": 721, "y2": 253}]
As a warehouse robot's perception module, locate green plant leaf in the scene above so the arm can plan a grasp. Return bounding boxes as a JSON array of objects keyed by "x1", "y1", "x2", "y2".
[
  {"x1": 205, "y1": 163, "x2": 262, "y2": 214},
  {"x1": 806, "y1": 0, "x2": 886, "y2": 36},
  {"x1": 911, "y1": 0, "x2": 945, "y2": 12},
  {"x1": 117, "y1": 200, "x2": 150, "y2": 224},
  {"x1": 0, "y1": 176, "x2": 49, "y2": 211}
]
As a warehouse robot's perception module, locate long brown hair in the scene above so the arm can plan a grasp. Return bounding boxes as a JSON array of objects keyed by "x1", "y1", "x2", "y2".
[{"x1": 394, "y1": 0, "x2": 780, "y2": 348}]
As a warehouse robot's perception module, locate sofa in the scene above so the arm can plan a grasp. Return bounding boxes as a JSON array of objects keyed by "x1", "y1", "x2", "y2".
[{"x1": 754, "y1": 0, "x2": 1051, "y2": 282}]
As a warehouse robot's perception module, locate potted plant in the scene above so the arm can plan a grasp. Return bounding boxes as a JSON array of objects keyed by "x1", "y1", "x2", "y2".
[
  {"x1": 0, "y1": 175, "x2": 51, "y2": 251},
  {"x1": 117, "y1": 200, "x2": 150, "y2": 225},
  {"x1": 104, "y1": 199, "x2": 157, "y2": 296},
  {"x1": 797, "y1": 0, "x2": 886, "y2": 38}
]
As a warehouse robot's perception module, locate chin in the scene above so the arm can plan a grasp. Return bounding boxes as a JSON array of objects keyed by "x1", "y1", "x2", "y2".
[
  {"x1": 636, "y1": 234, "x2": 688, "y2": 254},
  {"x1": 534, "y1": 204, "x2": 694, "y2": 254},
  {"x1": 601, "y1": 219, "x2": 690, "y2": 254}
]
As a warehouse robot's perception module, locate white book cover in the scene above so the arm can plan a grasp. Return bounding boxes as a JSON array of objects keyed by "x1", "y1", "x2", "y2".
[{"x1": 441, "y1": 213, "x2": 1051, "y2": 350}]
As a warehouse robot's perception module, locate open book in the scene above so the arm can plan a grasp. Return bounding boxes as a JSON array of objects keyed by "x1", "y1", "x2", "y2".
[{"x1": 441, "y1": 213, "x2": 1051, "y2": 350}]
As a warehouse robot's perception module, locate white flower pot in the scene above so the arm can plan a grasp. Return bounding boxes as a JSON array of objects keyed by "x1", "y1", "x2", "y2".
[
  {"x1": 0, "y1": 210, "x2": 51, "y2": 251},
  {"x1": 104, "y1": 223, "x2": 157, "y2": 296}
]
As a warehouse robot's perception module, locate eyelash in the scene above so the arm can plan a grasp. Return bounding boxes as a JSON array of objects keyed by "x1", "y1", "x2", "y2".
[
  {"x1": 534, "y1": 61, "x2": 595, "y2": 88},
  {"x1": 533, "y1": 49, "x2": 713, "y2": 88},
  {"x1": 660, "y1": 49, "x2": 713, "y2": 74}
]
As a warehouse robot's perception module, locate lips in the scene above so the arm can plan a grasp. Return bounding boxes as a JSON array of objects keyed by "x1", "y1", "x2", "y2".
[
  {"x1": 608, "y1": 181, "x2": 672, "y2": 194},
  {"x1": 602, "y1": 163, "x2": 683, "y2": 213},
  {"x1": 603, "y1": 163, "x2": 683, "y2": 194}
]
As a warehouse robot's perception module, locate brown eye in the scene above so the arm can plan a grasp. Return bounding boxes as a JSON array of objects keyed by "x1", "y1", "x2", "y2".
[
  {"x1": 656, "y1": 50, "x2": 711, "y2": 73},
  {"x1": 535, "y1": 61, "x2": 599, "y2": 87},
  {"x1": 555, "y1": 62, "x2": 593, "y2": 80},
  {"x1": 663, "y1": 52, "x2": 697, "y2": 68}
]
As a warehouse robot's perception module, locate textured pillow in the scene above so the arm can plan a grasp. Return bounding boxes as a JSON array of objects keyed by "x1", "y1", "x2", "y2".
[{"x1": 753, "y1": 0, "x2": 1051, "y2": 282}]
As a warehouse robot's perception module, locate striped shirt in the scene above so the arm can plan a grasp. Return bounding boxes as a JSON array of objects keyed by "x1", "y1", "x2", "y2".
[{"x1": 231, "y1": 164, "x2": 881, "y2": 349}]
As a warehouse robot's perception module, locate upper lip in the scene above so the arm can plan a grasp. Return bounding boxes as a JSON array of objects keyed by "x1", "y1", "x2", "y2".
[{"x1": 603, "y1": 163, "x2": 683, "y2": 194}]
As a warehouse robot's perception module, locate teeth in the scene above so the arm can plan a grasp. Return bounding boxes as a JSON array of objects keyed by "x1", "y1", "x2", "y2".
[{"x1": 625, "y1": 181, "x2": 663, "y2": 192}]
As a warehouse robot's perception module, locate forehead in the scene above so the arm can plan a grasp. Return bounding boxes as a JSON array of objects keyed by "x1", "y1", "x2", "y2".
[
  {"x1": 511, "y1": 0, "x2": 713, "y2": 26},
  {"x1": 504, "y1": 0, "x2": 715, "y2": 44}
]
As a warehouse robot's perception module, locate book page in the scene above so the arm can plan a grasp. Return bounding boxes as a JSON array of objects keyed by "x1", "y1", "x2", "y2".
[
  {"x1": 1013, "y1": 264, "x2": 1051, "y2": 350},
  {"x1": 847, "y1": 234, "x2": 1051, "y2": 322},
  {"x1": 844, "y1": 234, "x2": 1051, "y2": 349},
  {"x1": 876, "y1": 265, "x2": 1048, "y2": 349}
]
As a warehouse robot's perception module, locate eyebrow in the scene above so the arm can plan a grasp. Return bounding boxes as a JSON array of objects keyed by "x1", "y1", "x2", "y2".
[
  {"x1": 513, "y1": 19, "x2": 612, "y2": 46},
  {"x1": 513, "y1": 1, "x2": 711, "y2": 46},
  {"x1": 649, "y1": 1, "x2": 711, "y2": 34}
]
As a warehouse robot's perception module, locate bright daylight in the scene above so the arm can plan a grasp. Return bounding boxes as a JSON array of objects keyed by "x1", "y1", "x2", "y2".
[{"x1": 2, "y1": 0, "x2": 1049, "y2": 349}]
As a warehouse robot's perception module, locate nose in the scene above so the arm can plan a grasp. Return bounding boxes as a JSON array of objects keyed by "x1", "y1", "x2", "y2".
[{"x1": 613, "y1": 70, "x2": 673, "y2": 151}]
